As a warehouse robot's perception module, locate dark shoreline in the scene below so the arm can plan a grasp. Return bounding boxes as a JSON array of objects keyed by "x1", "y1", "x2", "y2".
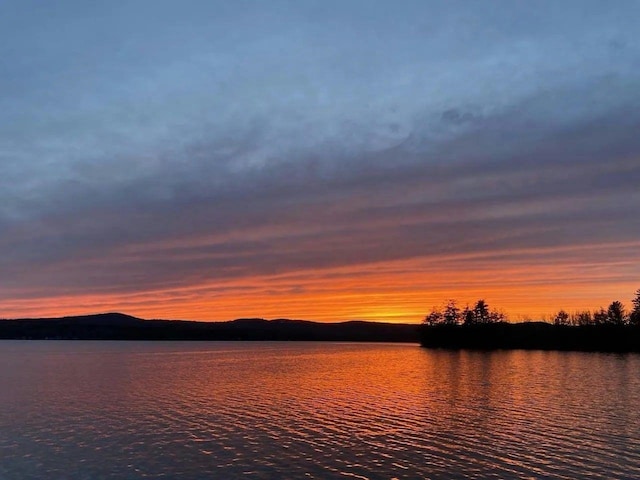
[
  {"x1": 0, "y1": 313, "x2": 420, "y2": 342},
  {"x1": 420, "y1": 322, "x2": 640, "y2": 353},
  {"x1": 3, "y1": 313, "x2": 640, "y2": 351}
]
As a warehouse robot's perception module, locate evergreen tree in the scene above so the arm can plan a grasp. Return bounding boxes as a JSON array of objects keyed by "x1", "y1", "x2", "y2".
[
  {"x1": 606, "y1": 301, "x2": 626, "y2": 325},
  {"x1": 462, "y1": 305, "x2": 475, "y2": 325},
  {"x1": 573, "y1": 310, "x2": 593, "y2": 326},
  {"x1": 630, "y1": 289, "x2": 640, "y2": 326},
  {"x1": 424, "y1": 307, "x2": 443, "y2": 326},
  {"x1": 593, "y1": 308, "x2": 608, "y2": 325},
  {"x1": 473, "y1": 299, "x2": 490, "y2": 324},
  {"x1": 442, "y1": 300, "x2": 461, "y2": 325}
]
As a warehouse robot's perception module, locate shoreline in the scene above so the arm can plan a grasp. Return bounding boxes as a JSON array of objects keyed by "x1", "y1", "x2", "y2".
[{"x1": 420, "y1": 322, "x2": 640, "y2": 353}]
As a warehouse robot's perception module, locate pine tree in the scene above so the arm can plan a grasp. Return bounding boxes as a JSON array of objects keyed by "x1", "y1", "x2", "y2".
[
  {"x1": 424, "y1": 307, "x2": 443, "y2": 326},
  {"x1": 593, "y1": 308, "x2": 608, "y2": 325},
  {"x1": 473, "y1": 300, "x2": 490, "y2": 324},
  {"x1": 606, "y1": 301, "x2": 626, "y2": 325},
  {"x1": 462, "y1": 306, "x2": 475, "y2": 325},
  {"x1": 630, "y1": 289, "x2": 640, "y2": 326},
  {"x1": 442, "y1": 300, "x2": 460, "y2": 325}
]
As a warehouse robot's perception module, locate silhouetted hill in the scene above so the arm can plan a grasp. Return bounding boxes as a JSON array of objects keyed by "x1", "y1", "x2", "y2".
[
  {"x1": 420, "y1": 322, "x2": 640, "y2": 352},
  {"x1": 0, "y1": 313, "x2": 420, "y2": 342},
  {"x1": 64, "y1": 312, "x2": 144, "y2": 326}
]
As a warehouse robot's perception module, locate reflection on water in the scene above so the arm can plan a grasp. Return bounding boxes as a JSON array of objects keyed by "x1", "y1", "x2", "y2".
[{"x1": 1, "y1": 341, "x2": 639, "y2": 479}]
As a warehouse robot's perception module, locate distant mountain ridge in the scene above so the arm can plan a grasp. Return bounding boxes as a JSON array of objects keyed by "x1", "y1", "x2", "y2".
[{"x1": 0, "y1": 312, "x2": 421, "y2": 342}]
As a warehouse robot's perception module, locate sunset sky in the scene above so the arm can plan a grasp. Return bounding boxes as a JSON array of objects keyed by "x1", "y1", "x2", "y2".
[{"x1": 1, "y1": 1, "x2": 639, "y2": 322}]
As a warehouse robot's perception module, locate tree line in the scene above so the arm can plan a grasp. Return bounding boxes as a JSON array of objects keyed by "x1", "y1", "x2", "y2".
[
  {"x1": 552, "y1": 289, "x2": 640, "y2": 326},
  {"x1": 424, "y1": 289, "x2": 640, "y2": 327},
  {"x1": 424, "y1": 299, "x2": 506, "y2": 326}
]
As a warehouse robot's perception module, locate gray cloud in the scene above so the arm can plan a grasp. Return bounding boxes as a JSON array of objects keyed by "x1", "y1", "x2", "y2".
[{"x1": 1, "y1": 1, "x2": 639, "y2": 316}]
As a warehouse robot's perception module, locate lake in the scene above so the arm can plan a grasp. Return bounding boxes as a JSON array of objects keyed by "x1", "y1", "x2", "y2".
[{"x1": 1, "y1": 341, "x2": 639, "y2": 479}]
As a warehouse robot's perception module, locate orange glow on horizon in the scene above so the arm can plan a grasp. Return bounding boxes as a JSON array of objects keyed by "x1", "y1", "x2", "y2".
[{"x1": 2, "y1": 241, "x2": 639, "y2": 323}]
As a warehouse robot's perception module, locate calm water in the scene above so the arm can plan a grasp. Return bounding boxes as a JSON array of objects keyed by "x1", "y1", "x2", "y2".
[{"x1": 1, "y1": 342, "x2": 639, "y2": 479}]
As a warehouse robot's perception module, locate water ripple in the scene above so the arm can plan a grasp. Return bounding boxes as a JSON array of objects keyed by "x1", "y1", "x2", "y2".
[{"x1": 1, "y1": 342, "x2": 639, "y2": 479}]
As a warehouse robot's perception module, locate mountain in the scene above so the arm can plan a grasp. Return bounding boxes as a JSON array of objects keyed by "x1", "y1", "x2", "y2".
[{"x1": 0, "y1": 313, "x2": 420, "y2": 342}]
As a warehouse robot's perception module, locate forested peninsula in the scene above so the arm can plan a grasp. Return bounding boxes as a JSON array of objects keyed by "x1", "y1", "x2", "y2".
[{"x1": 420, "y1": 289, "x2": 640, "y2": 352}]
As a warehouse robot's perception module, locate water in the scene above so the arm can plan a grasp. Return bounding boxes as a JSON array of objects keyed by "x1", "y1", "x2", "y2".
[{"x1": 1, "y1": 341, "x2": 639, "y2": 479}]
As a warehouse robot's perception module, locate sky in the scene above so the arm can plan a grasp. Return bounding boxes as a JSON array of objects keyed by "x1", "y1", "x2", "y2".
[{"x1": 1, "y1": 1, "x2": 639, "y2": 322}]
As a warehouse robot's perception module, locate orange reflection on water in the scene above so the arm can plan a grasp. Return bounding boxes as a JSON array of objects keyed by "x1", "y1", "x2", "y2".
[
  {"x1": 3, "y1": 342, "x2": 640, "y2": 478},
  {"x1": 5, "y1": 342, "x2": 640, "y2": 479}
]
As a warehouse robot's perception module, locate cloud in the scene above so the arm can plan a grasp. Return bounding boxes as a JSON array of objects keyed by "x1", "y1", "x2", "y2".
[{"x1": 1, "y1": 0, "x2": 639, "y2": 318}]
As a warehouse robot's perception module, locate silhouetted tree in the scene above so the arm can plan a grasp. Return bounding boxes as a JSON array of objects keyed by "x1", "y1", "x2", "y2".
[
  {"x1": 553, "y1": 310, "x2": 570, "y2": 326},
  {"x1": 489, "y1": 309, "x2": 506, "y2": 323},
  {"x1": 606, "y1": 301, "x2": 626, "y2": 325},
  {"x1": 420, "y1": 291, "x2": 640, "y2": 351},
  {"x1": 572, "y1": 310, "x2": 593, "y2": 326},
  {"x1": 442, "y1": 300, "x2": 461, "y2": 325},
  {"x1": 462, "y1": 305, "x2": 475, "y2": 325},
  {"x1": 630, "y1": 289, "x2": 640, "y2": 327},
  {"x1": 593, "y1": 308, "x2": 608, "y2": 326},
  {"x1": 424, "y1": 307, "x2": 443, "y2": 326},
  {"x1": 473, "y1": 299, "x2": 490, "y2": 324}
]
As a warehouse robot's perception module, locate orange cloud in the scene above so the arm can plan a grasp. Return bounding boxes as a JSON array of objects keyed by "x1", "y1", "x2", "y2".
[{"x1": 3, "y1": 241, "x2": 639, "y2": 323}]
